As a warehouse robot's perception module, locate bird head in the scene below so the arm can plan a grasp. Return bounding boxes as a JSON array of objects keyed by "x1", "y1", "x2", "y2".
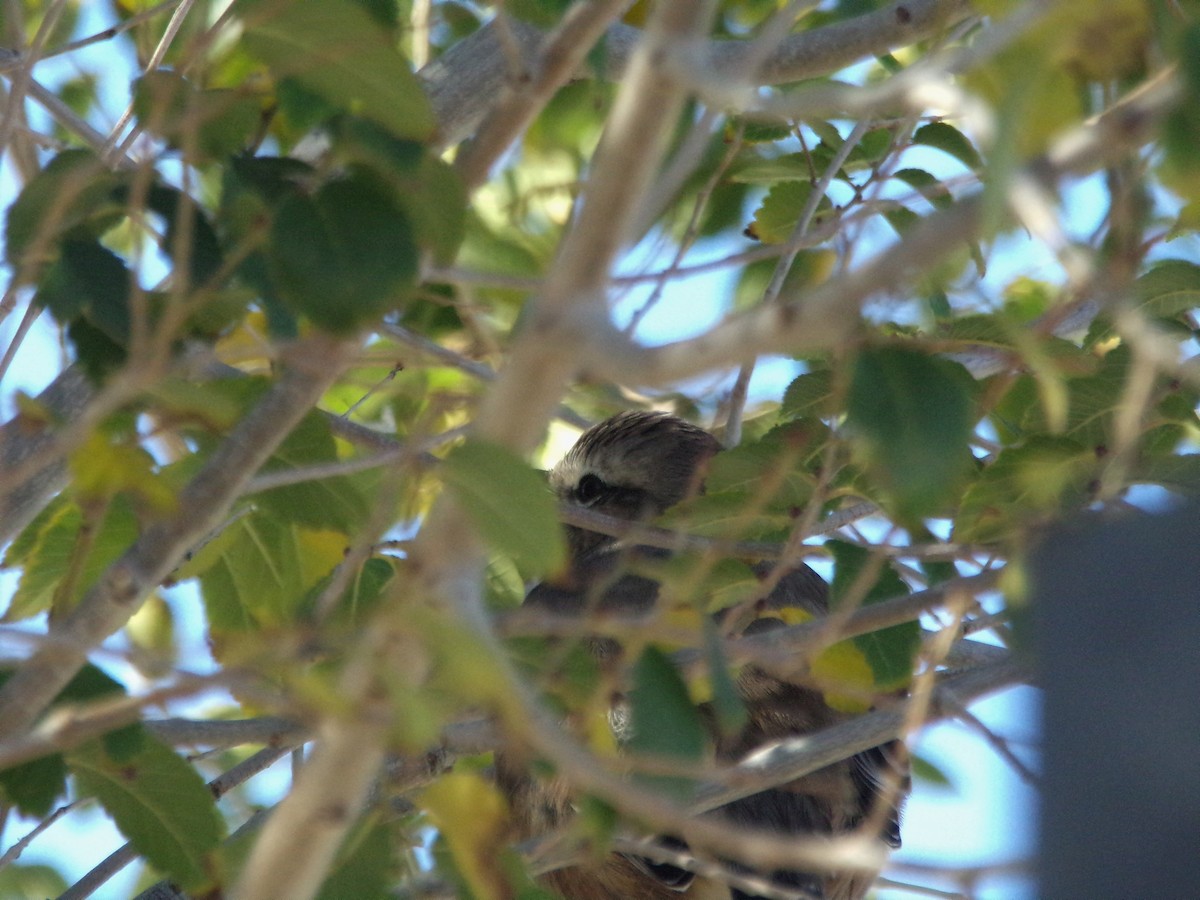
[{"x1": 549, "y1": 411, "x2": 722, "y2": 559}]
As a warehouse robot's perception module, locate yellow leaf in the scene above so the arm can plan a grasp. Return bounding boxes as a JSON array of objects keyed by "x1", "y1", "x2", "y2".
[
  {"x1": 771, "y1": 605, "x2": 816, "y2": 627},
  {"x1": 13, "y1": 391, "x2": 53, "y2": 429},
  {"x1": 214, "y1": 309, "x2": 273, "y2": 371},
  {"x1": 70, "y1": 432, "x2": 177, "y2": 514},
  {"x1": 583, "y1": 703, "x2": 620, "y2": 757},
  {"x1": 296, "y1": 527, "x2": 349, "y2": 586},
  {"x1": 622, "y1": 0, "x2": 650, "y2": 26},
  {"x1": 811, "y1": 640, "x2": 876, "y2": 714},
  {"x1": 422, "y1": 772, "x2": 512, "y2": 900}
]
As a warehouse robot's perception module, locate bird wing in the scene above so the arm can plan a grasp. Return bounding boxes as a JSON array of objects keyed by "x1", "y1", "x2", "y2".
[{"x1": 519, "y1": 552, "x2": 906, "y2": 899}]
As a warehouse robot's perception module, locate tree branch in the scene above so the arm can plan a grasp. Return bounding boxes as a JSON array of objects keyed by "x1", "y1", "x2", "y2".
[
  {"x1": 59, "y1": 745, "x2": 292, "y2": 900},
  {"x1": 453, "y1": 0, "x2": 631, "y2": 191},
  {"x1": 236, "y1": 4, "x2": 727, "y2": 896},
  {"x1": 421, "y1": 0, "x2": 976, "y2": 148},
  {"x1": 0, "y1": 366, "x2": 93, "y2": 545},
  {"x1": 0, "y1": 334, "x2": 359, "y2": 742},
  {"x1": 693, "y1": 656, "x2": 1029, "y2": 813},
  {"x1": 575, "y1": 66, "x2": 1181, "y2": 388}
]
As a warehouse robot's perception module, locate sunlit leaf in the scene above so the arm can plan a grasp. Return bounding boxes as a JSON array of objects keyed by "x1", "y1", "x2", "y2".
[
  {"x1": 3, "y1": 497, "x2": 139, "y2": 622},
  {"x1": 811, "y1": 639, "x2": 877, "y2": 713},
  {"x1": 748, "y1": 180, "x2": 832, "y2": 243},
  {"x1": 828, "y1": 541, "x2": 919, "y2": 693},
  {"x1": 911, "y1": 753, "x2": 956, "y2": 790},
  {"x1": 0, "y1": 864, "x2": 69, "y2": 898},
  {"x1": 421, "y1": 771, "x2": 513, "y2": 900},
  {"x1": 198, "y1": 510, "x2": 341, "y2": 640},
  {"x1": 70, "y1": 430, "x2": 176, "y2": 513}
]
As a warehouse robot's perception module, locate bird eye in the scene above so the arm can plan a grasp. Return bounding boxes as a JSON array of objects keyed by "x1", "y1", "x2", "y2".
[{"x1": 575, "y1": 473, "x2": 606, "y2": 506}]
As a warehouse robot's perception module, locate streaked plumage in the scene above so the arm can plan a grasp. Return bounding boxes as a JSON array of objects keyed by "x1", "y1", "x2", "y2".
[{"x1": 500, "y1": 412, "x2": 906, "y2": 899}]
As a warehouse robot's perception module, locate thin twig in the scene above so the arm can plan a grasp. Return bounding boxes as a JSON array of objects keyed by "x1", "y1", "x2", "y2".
[
  {"x1": 0, "y1": 800, "x2": 80, "y2": 869},
  {"x1": 60, "y1": 745, "x2": 293, "y2": 900}
]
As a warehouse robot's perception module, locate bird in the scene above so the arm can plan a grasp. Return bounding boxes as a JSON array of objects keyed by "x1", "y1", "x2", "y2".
[{"x1": 498, "y1": 411, "x2": 906, "y2": 899}]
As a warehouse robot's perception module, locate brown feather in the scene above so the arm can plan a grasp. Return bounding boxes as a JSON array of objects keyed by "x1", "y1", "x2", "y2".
[{"x1": 499, "y1": 413, "x2": 907, "y2": 899}]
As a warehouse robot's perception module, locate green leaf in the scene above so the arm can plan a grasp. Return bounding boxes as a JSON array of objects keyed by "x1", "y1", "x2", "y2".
[
  {"x1": 507, "y1": 0, "x2": 572, "y2": 26},
  {"x1": 912, "y1": 122, "x2": 983, "y2": 171},
  {"x1": 198, "y1": 511, "x2": 341, "y2": 638},
  {"x1": 0, "y1": 751, "x2": 67, "y2": 819},
  {"x1": 1134, "y1": 452, "x2": 1200, "y2": 493},
  {"x1": 881, "y1": 201, "x2": 920, "y2": 236},
  {"x1": 703, "y1": 621, "x2": 747, "y2": 736},
  {"x1": 781, "y1": 370, "x2": 834, "y2": 419},
  {"x1": 748, "y1": 180, "x2": 831, "y2": 243},
  {"x1": 1085, "y1": 261, "x2": 1200, "y2": 345},
  {"x1": 3, "y1": 497, "x2": 139, "y2": 622},
  {"x1": 240, "y1": 0, "x2": 434, "y2": 141},
  {"x1": 1133, "y1": 258, "x2": 1200, "y2": 318},
  {"x1": 628, "y1": 646, "x2": 707, "y2": 800},
  {"x1": 892, "y1": 168, "x2": 954, "y2": 210},
  {"x1": 69, "y1": 737, "x2": 224, "y2": 890},
  {"x1": 142, "y1": 184, "x2": 225, "y2": 291},
  {"x1": 856, "y1": 127, "x2": 896, "y2": 165},
  {"x1": 955, "y1": 436, "x2": 1096, "y2": 542},
  {"x1": 254, "y1": 411, "x2": 373, "y2": 533},
  {"x1": 0, "y1": 664, "x2": 133, "y2": 817},
  {"x1": 442, "y1": 440, "x2": 567, "y2": 576},
  {"x1": 133, "y1": 70, "x2": 261, "y2": 163},
  {"x1": 736, "y1": 119, "x2": 793, "y2": 143},
  {"x1": 330, "y1": 119, "x2": 466, "y2": 265},
  {"x1": 267, "y1": 169, "x2": 418, "y2": 332},
  {"x1": 1033, "y1": 343, "x2": 1133, "y2": 448},
  {"x1": 37, "y1": 239, "x2": 132, "y2": 343},
  {"x1": 3, "y1": 493, "x2": 70, "y2": 570},
  {"x1": 5, "y1": 150, "x2": 124, "y2": 268},
  {"x1": 911, "y1": 752, "x2": 955, "y2": 789},
  {"x1": 707, "y1": 421, "x2": 825, "y2": 497},
  {"x1": 484, "y1": 552, "x2": 526, "y2": 610},
  {"x1": 805, "y1": 119, "x2": 842, "y2": 146},
  {"x1": 847, "y1": 347, "x2": 976, "y2": 520},
  {"x1": 316, "y1": 556, "x2": 397, "y2": 625},
  {"x1": 0, "y1": 864, "x2": 69, "y2": 898},
  {"x1": 664, "y1": 421, "x2": 824, "y2": 543},
  {"x1": 729, "y1": 152, "x2": 810, "y2": 185},
  {"x1": 316, "y1": 817, "x2": 394, "y2": 900},
  {"x1": 828, "y1": 541, "x2": 919, "y2": 691}
]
